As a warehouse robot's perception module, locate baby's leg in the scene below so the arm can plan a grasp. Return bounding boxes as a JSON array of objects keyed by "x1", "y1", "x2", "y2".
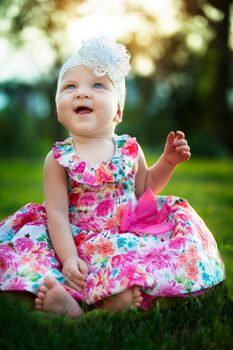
[
  {"x1": 100, "y1": 287, "x2": 143, "y2": 311},
  {"x1": 35, "y1": 276, "x2": 84, "y2": 318}
]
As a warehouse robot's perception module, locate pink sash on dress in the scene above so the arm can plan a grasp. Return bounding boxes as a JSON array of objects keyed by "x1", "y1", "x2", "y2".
[{"x1": 119, "y1": 188, "x2": 174, "y2": 236}]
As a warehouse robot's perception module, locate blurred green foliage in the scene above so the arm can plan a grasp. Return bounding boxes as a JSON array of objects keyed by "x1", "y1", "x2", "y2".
[{"x1": 0, "y1": 0, "x2": 232, "y2": 157}]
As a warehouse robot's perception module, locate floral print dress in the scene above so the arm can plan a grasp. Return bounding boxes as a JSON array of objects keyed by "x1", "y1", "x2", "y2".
[{"x1": 0, "y1": 134, "x2": 225, "y2": 309}]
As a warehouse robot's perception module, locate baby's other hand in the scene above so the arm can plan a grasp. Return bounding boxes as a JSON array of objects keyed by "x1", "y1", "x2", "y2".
[
  {"x1": 163, "y1": 131, "x2": 191, "y2": 166},
  {"x1": 62, "y1": 255, "x2": 88, "y2": 292}
]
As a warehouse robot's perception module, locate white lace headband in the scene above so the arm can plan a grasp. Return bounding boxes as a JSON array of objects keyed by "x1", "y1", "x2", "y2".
[{"x1": 55, "y1": 37, "x2": 131, "y2": 111}]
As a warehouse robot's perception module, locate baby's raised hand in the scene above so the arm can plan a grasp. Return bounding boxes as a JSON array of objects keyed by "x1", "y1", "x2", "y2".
[
  {"x1": 62, "y1": 255, "x2": 88, "y2": 292},
  {"x1": 163, "y1": 131, "x2": 191, "y2": 167}
]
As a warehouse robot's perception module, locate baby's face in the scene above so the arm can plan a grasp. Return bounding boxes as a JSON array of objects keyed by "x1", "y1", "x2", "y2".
[{"x1": 56, "y1": 65, "x2": 122, "y2": 138}]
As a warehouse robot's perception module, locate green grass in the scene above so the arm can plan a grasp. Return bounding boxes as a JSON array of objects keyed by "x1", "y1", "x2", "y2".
[
  {"x1": 0, "y1": 156, "x2": 233, "y2": 349},
  {"x1": 0, "y1": 158, "x2": 44, "y2": 218},
  {"x1": 0, "y1": 284, "x2": 232, "y2": 350}
]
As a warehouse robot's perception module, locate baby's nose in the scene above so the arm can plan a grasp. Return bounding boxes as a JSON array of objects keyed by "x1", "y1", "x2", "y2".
[{"x1": 75, "y1": 86, "x2": 91, "y2": 98}]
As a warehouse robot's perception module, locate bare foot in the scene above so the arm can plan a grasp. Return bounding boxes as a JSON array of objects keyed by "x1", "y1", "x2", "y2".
[
  {"x1": 100, "y1": 286, "x2": 143, "y2": 311},
  {"x1": 35, "y1": 276, "x2": 84, "y2": 318}
]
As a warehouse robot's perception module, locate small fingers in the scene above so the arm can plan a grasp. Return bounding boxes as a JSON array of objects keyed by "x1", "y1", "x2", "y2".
[
  {"x1": 166, "y1": 131, "x2": 175, "y2": 145},
  {"x1": 175, "y1": 145, "x2": 190, "y2": 153},
  {"x1": 65, "y1": 278, "x2": 82, "y2": 292},
  {"x1": 173, "y1": 139, "x2": 187, "y2": 147},
  {"x1": 78, "y1": 260, "x2": 88, "y2": 276},
  {"x1": 182, "y1": 151, "x2": 191, "y2": 159},
  {"x1": 175, "y1": 130, "x2": 185, "y2": 139},
  {"x1": 65, "y1": 272, "x2": 86, "y2": 285},
  {"x1": 63, "y1": 265, "x2": 85, "y2": 279},
  {"x1": 65, "y1": 276, "x2": 87, "y2": 292},
  {"x1": 62, "y1": 268, "x2": 87, "y2": 290}
]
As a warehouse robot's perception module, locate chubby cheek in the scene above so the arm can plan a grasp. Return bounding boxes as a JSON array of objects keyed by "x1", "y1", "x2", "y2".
[
  {"x1": 105, "y1": 98, "x2": 119, "y2": 117},
  {"x1": 56, "y1": 108, "x2": 63, "y2": 123},
  {"x1": 97, "y1": 91, "x2": 118, "y2": 110},
  {"x1": 56, "y1": 100, "x2": 68, "y2": 122}
]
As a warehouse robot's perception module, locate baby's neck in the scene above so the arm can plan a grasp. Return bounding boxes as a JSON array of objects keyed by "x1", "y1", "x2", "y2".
[{"x1": 70, "y1": 134, "x2": 116, "y2": 164}]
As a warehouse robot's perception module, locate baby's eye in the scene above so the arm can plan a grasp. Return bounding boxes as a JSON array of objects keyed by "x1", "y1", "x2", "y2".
[
  {"x1": 93, "y1": 82, "x2": 104, "y2": 89},
  {"x1": 62, "y1": 84, "x2": 76, "y2": 91},
  {"x1": 66, "y1": 84, "x2": 76, "y2": 89}
]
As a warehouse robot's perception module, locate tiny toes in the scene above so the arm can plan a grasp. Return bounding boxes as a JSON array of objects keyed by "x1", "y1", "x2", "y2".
[
  {"x1": 135, "y1": 296, "x2": 143, "y2": 304},
  {"x1": 34, "y1": 298, "x2": 42, "y2": 309},
  {"x1": 35, "y1": 305, "x2": 42, "y2": 310},
  {"x1": 38, "y1": 285, "x2": 47, "y2": 293},
  {"x1": 34, "y1": 298, "x2": 40, "y2": 304},
  {"x1": 37, "y1": 291, "x2": 45, "y2": 299},
  {"x1": 134, "y1": 302, "x2": 141, "y2": 308},
  {"x1": 133, "y1": 286, "x2": 140, "y2": 293},
  {"x1": 134, "y1": 299, "x2": 143, "y2": 307}
]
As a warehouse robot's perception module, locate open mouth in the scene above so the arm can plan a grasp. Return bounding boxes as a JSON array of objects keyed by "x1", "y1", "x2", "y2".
[{"x1": 75, "y1": 106, "x2": 93, "y2": 114}]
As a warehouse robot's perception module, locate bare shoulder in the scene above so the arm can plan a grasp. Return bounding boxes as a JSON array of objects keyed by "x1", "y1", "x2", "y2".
[
  {"x1": 43, "y1": 149, "x2": 68, "y2": 209},
  {"x1": 135, "y1": 144, "x2": 148, "y2": 197},
  {"x1": 137, "y1": 144, "x2": 148, "y2": 168},
  {"x1": 44, "y1": 150, "x2": 65, "y2": 177},
  {"x1": 44, "y1": 150, "x2": 55, "y2": 165}
]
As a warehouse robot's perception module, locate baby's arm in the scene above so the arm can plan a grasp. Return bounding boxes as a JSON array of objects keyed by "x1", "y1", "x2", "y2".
[
  {"x1": 44, "y1": 151, "x2": 88, "y2": 291},
  {"x1": 135, "y1": 131, "x2": 191, "y2": 197}
]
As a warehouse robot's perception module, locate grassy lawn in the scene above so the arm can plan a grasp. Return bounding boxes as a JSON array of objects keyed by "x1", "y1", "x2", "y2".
[{"x1": 0, "y1": 156, "x2": 233, "y2": 349}]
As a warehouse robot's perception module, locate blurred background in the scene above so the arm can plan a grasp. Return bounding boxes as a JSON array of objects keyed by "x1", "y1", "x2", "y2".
[
  {"x1": 0, "y1": 0, "x2": 232, "y2": 158},
  {"x1": 0, "y1": 0, "x2": 233, "y2": 294}
]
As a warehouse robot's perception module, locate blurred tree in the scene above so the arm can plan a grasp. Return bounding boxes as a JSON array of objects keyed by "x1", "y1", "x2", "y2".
[
  {"x1": 0, "y1": 0, "x2": 232, "y2": 156},
  {"x1": 0, "y1": 0, "x2": 85, "y2": 143},
  {"x1": 182, "y1": 0, "x2": 233, "y2": 154},
  {"x1": 0, "y1": 82, "x2": 47, "y2": 156},
  {"x1": 120, "y1": 0, "x2": 233, "y2": 156}
]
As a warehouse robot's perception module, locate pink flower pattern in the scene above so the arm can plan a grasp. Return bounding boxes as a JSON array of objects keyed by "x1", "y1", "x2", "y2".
[{"x1": 0, "y1": 134, "x2": 225, "y2": 309}]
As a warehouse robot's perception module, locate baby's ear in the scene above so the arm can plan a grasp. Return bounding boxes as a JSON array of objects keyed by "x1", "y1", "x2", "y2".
[{"x1": 114, "y1": 104, "x2": 123, "y2": 123}]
